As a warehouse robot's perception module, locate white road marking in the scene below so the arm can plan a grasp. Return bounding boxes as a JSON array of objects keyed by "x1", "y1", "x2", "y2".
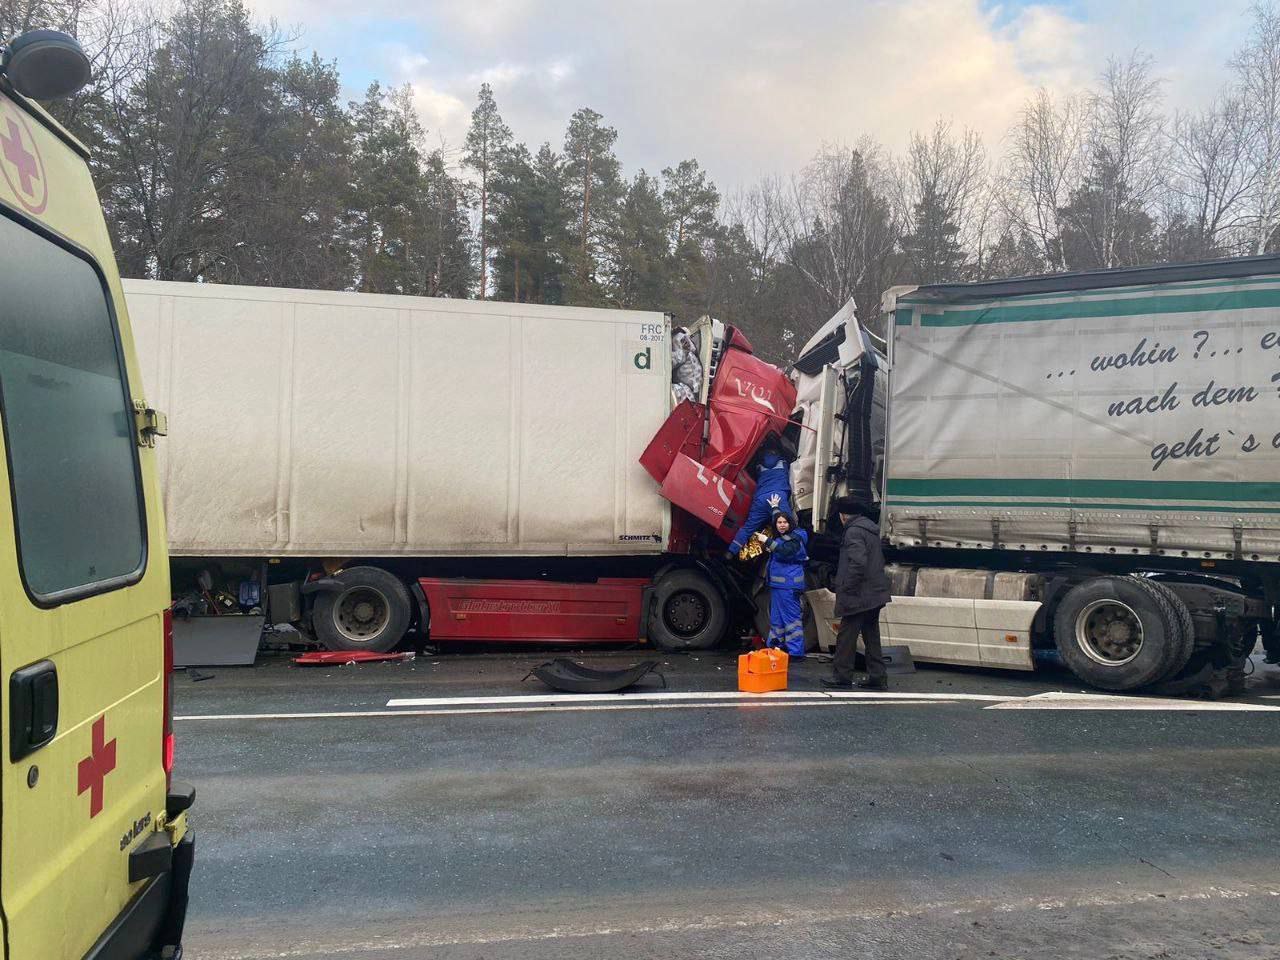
[
  {"x1": 385, "y1": 689, "x2": 1012, "y2": 707},
  {"x1": 175, "y1": 699, "x2": 953, "y2": 722},
  {"x1": 175, "y1": 687, "x2": 1280, "y2": 723},
  {"x1": 985, "y1": 691, "x2": 1280, "y2": 711}
]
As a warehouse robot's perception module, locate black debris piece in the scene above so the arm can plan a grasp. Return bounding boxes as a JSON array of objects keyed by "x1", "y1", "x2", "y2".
[{"x1": 527, "y1": 658, "x2": 664, "y2": 694}]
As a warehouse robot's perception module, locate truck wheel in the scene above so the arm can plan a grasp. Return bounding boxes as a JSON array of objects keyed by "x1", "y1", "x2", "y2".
[
  {"x1": 1052, "y1": 577, "x2": 1189, "y2": 691},
  {"x1": 313, "y1": 566, "x2": 412, "y2": 653},
  {"x1": 648, "y1": 569, "x2": 728, "y2": 652},
  {"x1": 1145, "y1": 580, "x2": 1195, "y2": 680}
]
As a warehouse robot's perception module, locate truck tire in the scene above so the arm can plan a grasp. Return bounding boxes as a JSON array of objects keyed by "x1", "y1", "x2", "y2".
[
  {"x1": 648, "y1": 568, "x2": 728, "y2": 652},
  {"x1": 1145, "y1": 580, "x2": 1195, "y2": 681},
  {"x1": 313, "y1": 566, "x2": 412, "y2": 653},
  {"x1": 1052, "y1": 576, "x2": 1189, "y2": 691}
]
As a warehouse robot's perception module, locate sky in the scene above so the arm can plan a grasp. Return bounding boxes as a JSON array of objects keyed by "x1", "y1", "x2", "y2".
[{"x1": 243, "y1": 0, "x2": 1255, "y2": 191}]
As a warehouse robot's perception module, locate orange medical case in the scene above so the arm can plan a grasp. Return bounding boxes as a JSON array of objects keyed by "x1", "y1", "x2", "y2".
[{"x1": 738, "y1": 648, "x2": 789, "y2": 693}]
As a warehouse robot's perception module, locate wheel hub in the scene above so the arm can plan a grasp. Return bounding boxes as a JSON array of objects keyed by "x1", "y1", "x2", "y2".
[
  {"x1": 664, "y1": 590, "x2": 708, "y2": 638},
  {"x1": 1077, "y1": 599, "x2": 1144, "y2": 666},
  {"x1": 335, "y1": 586, "x2": 390, "y2": 642}
]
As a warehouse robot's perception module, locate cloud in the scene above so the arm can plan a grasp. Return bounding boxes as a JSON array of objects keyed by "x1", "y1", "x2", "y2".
[
  {"x1": 243, "y1": 0, "x2": 1246, "y2": 188},
  {"x1": 373, "y1": 45, "x2": 469, "y2": 149},
  {"x1": 1002, "y1": 4, "x2": 1092, "y2": 88},
  {"x1": 409, "y1": 84, "x2": 471, "y2": 150},
  {"x1": 428, "y1": 0, "x2": 537, "y2": 42}
]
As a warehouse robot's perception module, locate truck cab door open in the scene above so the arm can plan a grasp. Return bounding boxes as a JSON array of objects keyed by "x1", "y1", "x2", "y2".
[
  {"x1": 791, "y1": 299, "x2": 887, "y2": 526},
  {"x1": 798, "y1": 365, "x2": 839, "y2": 532}
]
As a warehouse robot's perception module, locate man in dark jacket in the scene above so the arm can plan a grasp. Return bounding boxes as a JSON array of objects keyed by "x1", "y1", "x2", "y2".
[{"x1": 823, "y1": 498, "x2": 892, "y2": 690}]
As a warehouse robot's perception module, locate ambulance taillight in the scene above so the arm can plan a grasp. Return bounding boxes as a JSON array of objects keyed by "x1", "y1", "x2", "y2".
[{"x1": 163, "y1": 607, "x2": 174, "y2": 787}]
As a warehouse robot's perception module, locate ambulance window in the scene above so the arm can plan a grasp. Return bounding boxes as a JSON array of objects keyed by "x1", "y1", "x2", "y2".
[{"x1": 0, "y1": 213, "x2": 144, "y2": 602}]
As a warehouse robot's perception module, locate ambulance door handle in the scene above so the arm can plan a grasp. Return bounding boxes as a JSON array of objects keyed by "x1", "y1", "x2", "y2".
[{"x1": 10, "y1": 660, "x2": 58, "y2": 762}]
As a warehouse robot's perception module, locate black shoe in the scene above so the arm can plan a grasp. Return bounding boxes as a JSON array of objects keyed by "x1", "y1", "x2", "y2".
[
  {"x1": 855, "y1": 677, "x2": 888, "y2": 691},
  {"x1": 821, "y1": 678, "x2": 854, "y2": 689}
]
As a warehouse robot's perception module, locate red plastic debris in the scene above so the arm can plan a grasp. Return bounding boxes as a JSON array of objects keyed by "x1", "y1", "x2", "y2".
[{"x1": 293, "y1": 651, "x2": 413, "y2": 666}]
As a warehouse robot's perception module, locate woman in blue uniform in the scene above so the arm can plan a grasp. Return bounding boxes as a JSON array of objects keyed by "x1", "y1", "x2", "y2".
[
  {"x1": 753, "y1": 508, "x2": 809, "y2": 658},
  {"x1": 726, "y1": 450, "x2": 793, "y2": 557}
]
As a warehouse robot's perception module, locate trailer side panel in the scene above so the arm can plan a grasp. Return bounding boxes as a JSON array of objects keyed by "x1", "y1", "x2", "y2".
[
  {"x1": 886, "y1": 269, "x2": 1280, "y2": 561},
  {"x1": 126, "y1": 280, "x2": 672, "y2": 557}
]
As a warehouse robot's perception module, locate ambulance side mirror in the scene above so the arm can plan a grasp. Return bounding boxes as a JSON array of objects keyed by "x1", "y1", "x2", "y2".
[{"x1": 1, "y1": 30, "x2": 91, "y2": 100}]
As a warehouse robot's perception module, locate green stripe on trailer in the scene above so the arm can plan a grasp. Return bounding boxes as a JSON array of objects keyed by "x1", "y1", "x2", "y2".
[
  {"x1": 887, "y1": 498, "x2": 1280, "y2": 515},
  {"x1": 885, "y1": 477, "x2": 1280, "y2": 503},
  {"x1": 895, "y1": 272, "x2": 1280, "y2": 310},
  {"x1": 898, "y1": 287, "x2": 1280, "y2": 327}
]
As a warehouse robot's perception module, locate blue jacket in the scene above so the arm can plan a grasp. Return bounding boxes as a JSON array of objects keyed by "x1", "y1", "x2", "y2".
[
  {"x1": 766, "y1": 528, "x2": 808, "y2": 591},
  {"x1": 727, "y1": 453, "x2": 793, "y2": 554}
]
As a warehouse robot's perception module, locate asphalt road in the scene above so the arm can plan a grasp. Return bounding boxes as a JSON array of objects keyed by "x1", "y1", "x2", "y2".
[{"x1": 174, "y1": 649, "x2": 1280, "y2": 959}]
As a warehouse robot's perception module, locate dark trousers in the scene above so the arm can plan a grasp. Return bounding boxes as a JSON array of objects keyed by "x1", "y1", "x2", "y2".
[{"x1": 834, "y1": 607, "x2": 886, "y2": 683}]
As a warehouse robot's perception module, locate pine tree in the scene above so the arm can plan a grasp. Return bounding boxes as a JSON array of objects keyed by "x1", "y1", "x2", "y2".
[
  {"x1": 491, "y1": 143, "x2": 572, "y2": 303},
  {"x1": 901, "y1": 183, "x2": 967, "y2": 284},
  {"x1": 212, "y1": 53, "x2": 354, "y2": 289},
  {"x1": 562, "y1": 107, "x2": 622, "y2": 304},
  {"x1": 613, "y1": 171, "x2": 671, "y2": 309},
  {"x1": 662, "y1": 159, "x2": 719, "y2": 251},
  {"x1": 981, "y1": 228, "x2": 1046, "y2": 281},
  {"x1": 1055, "y1": 151, "x2": 1157, "y2": 270},
  {"x1": 464, "y1": 83, "x2": 513, "y2": 298},
  {"x1": 414, "y1": 149, "x2": 475, "y2": 297},
  {"x1": 658, "y1": 159, "x2": 720, "y2": 320},
  {"x1": 347, "y1": 82, "x2": 421, "y2": 292}
]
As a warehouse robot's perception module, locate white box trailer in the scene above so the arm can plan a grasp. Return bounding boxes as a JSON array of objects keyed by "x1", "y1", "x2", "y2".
[
  {"x1": 126, "y1": 280, "x2": 674, "y2": 558},
  {"x1": 796, "y1": 256, "x2": 1280, "y2": 694},
  {"x1": 125, "y1": 280, "x2": 791, "y2": 656}
]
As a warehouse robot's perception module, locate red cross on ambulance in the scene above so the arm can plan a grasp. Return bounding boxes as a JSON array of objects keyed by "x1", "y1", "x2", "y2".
[
  {"x1": 77, "y1": 715, "x2": 118, "y2": 819},
  {"x1": 0, "y1": 97, "x2": 48, "y2": 215}
]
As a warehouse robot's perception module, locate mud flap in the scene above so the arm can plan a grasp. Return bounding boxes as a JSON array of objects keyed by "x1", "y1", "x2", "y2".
[{"x1": 154, "y1": 830, "x2": 194, "y2": 956}]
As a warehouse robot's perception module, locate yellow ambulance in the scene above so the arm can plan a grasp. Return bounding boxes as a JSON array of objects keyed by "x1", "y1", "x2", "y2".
[{"x1": 0, "y1": 29, "x2": 193, "y2": 960}]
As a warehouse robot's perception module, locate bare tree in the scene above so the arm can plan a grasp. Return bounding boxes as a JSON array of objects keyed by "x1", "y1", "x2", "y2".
[
  {"x1": 0, "y1": 0, "x2": 83, "y2": 37},
  {"x1": 1049, "y1": 53, "x2": 1166, "y2": 270},
  {"x1": 1233, "y1": 0, "x2": 1280, "y2": 252},
  {"x1": 780, "y1": 139, "x2": 903, "y2": 320},
  {"x1": 2, "y1": 0, "x2": 155, "y2": 144},
  {"x1": 724, "y1": 174, "x2": 790, "y2": 292},
  {"x1": 898, "y1": 120, "x2": 989, "y2": 283},
  {"x1": 98, "y1": 0, "x2": 289, "y2": 280},
  {"x1": 1004, "y1": 89, "x2": 1088, "y2": 271},
  {"x1": 1166, "y1": 95, "x2": 1255, "y2": 257},
  {"x1": 1094, "y1": 53, "x2": 1167, "y2": 199}
]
